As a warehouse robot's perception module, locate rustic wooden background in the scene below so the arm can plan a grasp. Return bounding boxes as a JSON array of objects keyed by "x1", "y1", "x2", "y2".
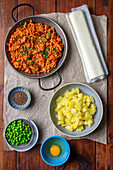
[{"x1": 0, "y1": 0, "x2": 113, "y2": 169}]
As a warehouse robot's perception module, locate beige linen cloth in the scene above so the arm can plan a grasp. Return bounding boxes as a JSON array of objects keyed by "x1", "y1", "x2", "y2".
[{"x1": 3, "y1": 13, "x2": 107, "y2": 150}]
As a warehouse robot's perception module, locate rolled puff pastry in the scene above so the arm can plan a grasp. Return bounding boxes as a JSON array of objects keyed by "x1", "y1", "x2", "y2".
[{"x1": 69, "y1": 10, "x2": 104, "y2": 80}]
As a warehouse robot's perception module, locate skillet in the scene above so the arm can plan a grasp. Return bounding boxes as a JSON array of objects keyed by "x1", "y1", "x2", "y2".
[{"x1": 4, "y1": 3, "x2": 68, "y2": 91}]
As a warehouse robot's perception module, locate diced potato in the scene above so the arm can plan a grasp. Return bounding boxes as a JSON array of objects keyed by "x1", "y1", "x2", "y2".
[
  {"x1": 69, "y1": 101, "x2": 76, "y2": 109},
  {"x1": 62, "y1": 124, "x2": 66, "y2": 127},
  {"x1": 78, "y1": 93, "x2": 83, "y2": 100},
  {"x1": 65, "y1": 119, "x2": 71, "y2": 125},
  {"x1": 89, "y1": 108, "x2": 96, "y2": 115},
  {"x1": 65, "y1": 91, "x2": 74, "y2": 99},
  {"x1": 84, "y1": 121, "x2": 88, "y2": 125},
  {"x1": 65, "y1": 125, "x2": 73, "y2": 131},
  {"x1": 57, "y1": 120, "x2": 64, "y2": 125},
  {"x1": 74, "y1": 88, "x2": 80, "y2": 94},
  {"x1": 84, "y1": 112, "x2": 92, "y2": 121},
  {"x1": 55, "y1": 96, "x2": 63, "y2": 103},
  {"x1": 60, "y1": 107, "x2": 66, "y2": 112},
  {"x1": 71, "y1": 117, "x2": 76, "y2": 123},
  {"x1": 82, "y1": 102, "x2": 86, "y2": 107},
  {"x1": 75, "y1": 103, "x2": 81, "y2": 111},
  {"x1": 60, "y1": 98, "x2": 68, "y2": 106},
  {"x1": 73, "y1": 122, "x2": 78, "y2": 129},
  {"x1": 56, "y1": 103, "x2": 63, "y2": 109},
  {"x1": 86, "y1": 96, "x2": 91, "y2": 103},
  {"x1": 87, "y1": 120, "x2": 93, "y2": 127},
  {"x1": 72, "y1": 95, "x2": 78, "y2": 101},
  {"x1": 90, "y1": 96, "x2": 94, "y2": 103},
  {"x1": 90, "y1": 103, "x2": 96, "y2": 109},
  {"x1": 76, "y1": 125, "x2": 84, "y2": 131},
  {"x1": 71, "y1": 108, "x2": 77, "y2": 114},
  {"x1": 86, "y1": 102, "x2": 90, "y2": 107},
  {"x1": 79, "y1": 120, "x2": 85, "y2": 126},
  {"x1": 66, "y1": 113, "x2": 72, "y2": 120},
  {"x1": 64, "y1": 90, "x2": 70, "y2": 97},
  {"x1": 76, "y1": 112, "x2": 82, "y2": 118},
  {"x1": 55, "y1": 107, "x2": 60, "y2": 112},
  {"x1": 72, "y1": 88, "x2": 79, "y2": 94},
  {"x1": 83, "y1": 95, "x2": 87, "y2": 100},
  {"x1": 82, "y1": 106, "x2": 88, "y2": 112},
  {"x1": 55, "y1": 88, "x2": 97, "y2": 132},
  {"x1": 57, "y1": 111, "x2": 64, "y2": 121}
]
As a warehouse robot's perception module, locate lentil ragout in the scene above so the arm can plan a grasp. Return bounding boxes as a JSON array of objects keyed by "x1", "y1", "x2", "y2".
[{"x1": 7, "y1": 20, "x2": 64, "y2": 74}]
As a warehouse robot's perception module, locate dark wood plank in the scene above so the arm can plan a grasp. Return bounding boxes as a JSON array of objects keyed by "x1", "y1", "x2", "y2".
[
  {"x1": 1, "y1": 0, "x2": 112, "y2": 169},
  {"x1": 0, "y1": 0, "x2": 18, "y2": 169},
  {"x1": 95, "y1": 0, "x2": 113, "y2": 169},
  {"x1": 57, "y1": 0, "x2": 95, "y2": 14},
  {"x1": 18, "y1": 0, "x2": 56, "y2": 21}
]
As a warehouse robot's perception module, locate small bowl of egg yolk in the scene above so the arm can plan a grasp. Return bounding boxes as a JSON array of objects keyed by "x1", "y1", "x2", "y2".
[{"x1": 40, "y1": 136, "x2": 70, "y2": 166}]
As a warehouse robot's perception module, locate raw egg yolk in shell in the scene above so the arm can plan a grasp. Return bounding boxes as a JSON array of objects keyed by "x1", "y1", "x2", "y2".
[{"x1": 50, "y1": 145, "x2": 60, "y2": 156}]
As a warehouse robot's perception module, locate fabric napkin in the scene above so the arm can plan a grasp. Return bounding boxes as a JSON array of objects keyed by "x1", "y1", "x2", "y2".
[{"x1": 3, "y1": 13, "x2": 107, "y2": 150}]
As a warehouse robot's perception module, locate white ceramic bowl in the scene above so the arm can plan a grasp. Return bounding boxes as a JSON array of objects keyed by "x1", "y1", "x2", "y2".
[{"x1": 49, "y1": 83, "x2": 103, "y2": 137}]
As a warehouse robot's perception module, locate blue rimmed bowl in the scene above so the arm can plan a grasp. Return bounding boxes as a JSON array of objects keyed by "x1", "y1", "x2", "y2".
[
  {"x1": 8, "y1": 87, "x2": 31, "y2": 109},
  {"x1": 40, "y1": 136, "x2": 70, "y2": 166}
]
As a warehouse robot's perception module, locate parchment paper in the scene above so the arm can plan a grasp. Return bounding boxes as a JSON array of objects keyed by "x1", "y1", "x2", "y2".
[{"x1": 3, "y1": 13, "x2": 107, "y2": 150}]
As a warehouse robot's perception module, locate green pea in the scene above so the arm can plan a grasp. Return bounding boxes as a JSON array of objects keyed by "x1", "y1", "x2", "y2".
[
  {"x1": 27, "y1": 138, "x2": 30, "y2": 141},
  {"x1": 22, "y1": 126, "x2": 25, "y2": 130},
  {"x1": 22, "y1": 140, "x2": 24, "y2": 144},
  {"x1": 18, "y1": 138, "x2": 21, "y2": 141}
]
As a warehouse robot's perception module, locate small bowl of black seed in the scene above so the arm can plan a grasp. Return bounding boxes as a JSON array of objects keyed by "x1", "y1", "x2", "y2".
[{"x1": 8, "y1": 87, "x2": 31, "y2": 109}]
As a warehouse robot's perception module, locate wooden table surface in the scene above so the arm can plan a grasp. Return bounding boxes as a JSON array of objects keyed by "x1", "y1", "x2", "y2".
[{"x1": 0, "y1": 0, "x2": 113, "y2": 169}]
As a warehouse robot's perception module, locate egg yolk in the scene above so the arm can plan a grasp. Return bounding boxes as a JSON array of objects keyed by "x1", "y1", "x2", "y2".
[{"x1": 50, "y1": 145, "x2": 60, "y2": 156}]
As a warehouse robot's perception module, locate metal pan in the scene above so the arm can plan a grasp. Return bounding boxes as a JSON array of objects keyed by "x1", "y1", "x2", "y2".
[{"x1": 4, "y1": 3, "x2": 68, "y2": 91}]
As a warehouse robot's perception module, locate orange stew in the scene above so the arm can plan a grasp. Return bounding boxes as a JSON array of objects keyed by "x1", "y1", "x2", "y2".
[{"x1": 7, "y1": 20, "x2": 63, "y2": 74}]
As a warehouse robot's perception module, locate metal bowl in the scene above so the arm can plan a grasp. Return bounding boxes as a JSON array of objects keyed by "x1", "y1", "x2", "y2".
[
  {"x1": 4, "y1": 117, "x2": 39, "y2": 151},
  {"x1": 4, "y1": 16, "x2": 68, "y2": 79}
]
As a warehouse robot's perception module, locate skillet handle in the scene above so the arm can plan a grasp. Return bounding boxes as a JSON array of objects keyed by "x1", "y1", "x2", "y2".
[
  {"x1": 11, "y1": 3, "x2": 34, "y2": 22},
  {"x1": 38, "y1": 72, "x2": 62, "y2": 91}
]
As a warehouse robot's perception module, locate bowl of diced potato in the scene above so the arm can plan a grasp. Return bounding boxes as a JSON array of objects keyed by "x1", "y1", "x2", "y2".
[{"x1": 49, "y1": 83, "x2": 103, "y2": 137}]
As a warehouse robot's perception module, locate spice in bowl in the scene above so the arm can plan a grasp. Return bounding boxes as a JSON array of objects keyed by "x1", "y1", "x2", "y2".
[
  {"x1": 8, "y1": 87, "x2": 31, "y2": 109},
  {"x1": 13, "y1": 91, "x2": 28, "y2": 105}
]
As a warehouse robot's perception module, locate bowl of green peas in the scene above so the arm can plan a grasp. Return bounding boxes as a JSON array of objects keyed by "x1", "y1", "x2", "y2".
[{"x1": 4, "y1": 117, "x2": 38, "y2": 151}]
